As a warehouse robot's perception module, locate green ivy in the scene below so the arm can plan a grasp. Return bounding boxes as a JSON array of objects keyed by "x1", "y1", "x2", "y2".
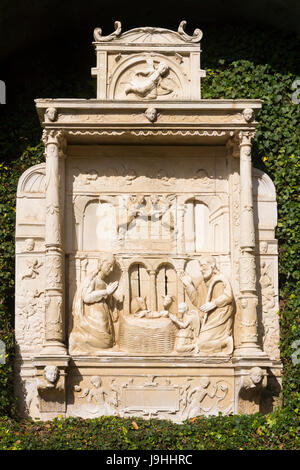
[
  {"x1": 0, "y1": 24, "x2": 299, "y2": 446},
  {"x1": 0, "y1": 407, "x2": 299, "y2": 450}
]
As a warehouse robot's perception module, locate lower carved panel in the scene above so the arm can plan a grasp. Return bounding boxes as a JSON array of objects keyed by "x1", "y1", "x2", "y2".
[
  {"x1": 66, "y1": 359, "x2": 238, "y2": 422},
  {"x1": 15, "y1": 358, "x2": 281, "y2": 421}
]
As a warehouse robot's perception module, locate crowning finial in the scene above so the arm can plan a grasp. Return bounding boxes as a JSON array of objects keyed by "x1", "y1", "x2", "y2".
[
  {"x1": 177, "y1": 20, "x2": 203, "y2": 42},
  {"x1": 94, "y1": 20, "x2": 122, "y2": 42}
]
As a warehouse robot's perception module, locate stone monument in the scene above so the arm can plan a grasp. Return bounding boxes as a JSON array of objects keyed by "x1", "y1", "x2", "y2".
[{"x1": 15, "y1": 21, "x2": 282, "y2": 421}]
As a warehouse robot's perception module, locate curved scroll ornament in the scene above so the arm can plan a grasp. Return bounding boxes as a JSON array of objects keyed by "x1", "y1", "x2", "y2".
[
  {"x1": 94, "y1": 21, "x2": 122, "y2": 42},
  {"x1": 93, "y1": 21, "x2": 202, "y2": 44},
  {"x1": 177, "y1": 20, "x2": 203, "y2": 42}
]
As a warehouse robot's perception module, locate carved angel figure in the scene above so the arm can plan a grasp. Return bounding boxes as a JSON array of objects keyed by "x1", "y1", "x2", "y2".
[
  {"x1": 125, "y1": 59, "x2": 173, "y2": 100},
  {"x1": 69, "y1": 255, "x2": 120, "y2": 354},
  {"x1": 21, "y1": 258, "x2": 43, "y2": 280},
  {"x1": 169, "y1": 302, "x2": 200, "y2": 353},
  {"x1": 179, "y1": 256, "x2": 234, "y2": 354},
  {"x1": 186, "y1": 378, "x2": 229, "y2": 418},
  {"x1": 74, "y1": 376, "x2": 116, "y2": 418}
]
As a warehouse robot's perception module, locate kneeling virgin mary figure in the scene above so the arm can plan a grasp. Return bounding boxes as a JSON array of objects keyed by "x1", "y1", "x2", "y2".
[{"x1": 69, "y1": 255, "x2": 119, "y2": 354}]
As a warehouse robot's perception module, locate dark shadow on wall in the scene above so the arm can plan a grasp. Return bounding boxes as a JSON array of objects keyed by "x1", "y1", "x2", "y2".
[{"x1": 1, "y1": 0, "x2": 300, "y2": 61}]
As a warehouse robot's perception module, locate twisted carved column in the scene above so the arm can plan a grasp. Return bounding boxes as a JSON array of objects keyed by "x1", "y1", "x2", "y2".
[
  {"x1": 235, "y1": 131, "x2": 264, "y2": 356},
  {"x1": 42, "y1": 129, "x2": 67, "y2": 355}
]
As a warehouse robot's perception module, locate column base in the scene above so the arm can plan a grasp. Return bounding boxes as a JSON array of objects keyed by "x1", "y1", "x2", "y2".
[
  {"x1": 42, "y1": 341, "x2": 68, "y2": 356},
  {"x1": 233, "y1": 346, "x2": 268, "y2": 358}
]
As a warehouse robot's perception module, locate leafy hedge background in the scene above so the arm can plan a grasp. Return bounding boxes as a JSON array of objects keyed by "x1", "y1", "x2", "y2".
[{"x1": 0, "y1": 24, "x2": 299, "y2": 449}]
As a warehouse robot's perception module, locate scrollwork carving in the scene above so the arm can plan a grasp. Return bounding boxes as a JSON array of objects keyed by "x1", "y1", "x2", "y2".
[
  {"x1": 94, "y1": 21, "x2": 122, "y2": 42},
  {"x1": 177, "y1": 20, "x2": 203, "y2": 43}
]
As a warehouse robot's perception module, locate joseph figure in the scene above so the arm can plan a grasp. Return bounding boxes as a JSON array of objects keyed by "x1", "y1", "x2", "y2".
[{"x1": 179, "y1": 256, "x2": 234, "y2": 354}]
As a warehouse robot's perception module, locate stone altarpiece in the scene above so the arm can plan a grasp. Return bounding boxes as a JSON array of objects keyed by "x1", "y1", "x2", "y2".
[{"x1": 15, "y1": 21, "x2": 281, "y2": 421}]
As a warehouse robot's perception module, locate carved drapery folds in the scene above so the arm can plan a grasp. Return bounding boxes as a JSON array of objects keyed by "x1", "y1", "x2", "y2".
[
  {"x1": 69, "y1": 253, "x2": 234, "y2": 356},
  {"x1": 42, "y1": 129, "x2": 67, "y2": 353}
]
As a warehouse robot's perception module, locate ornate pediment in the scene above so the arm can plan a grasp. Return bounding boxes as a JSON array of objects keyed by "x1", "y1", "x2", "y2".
[
  {"x1": 92, "y1": 21, "x2": 205, "y2": 100},
  {"x1": 93, "y1": 20, "x2": 203, "y2": 44}
]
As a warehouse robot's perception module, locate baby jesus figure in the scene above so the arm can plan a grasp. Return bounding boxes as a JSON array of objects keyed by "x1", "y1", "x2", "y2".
[{"x1": 132, "y1": 295, "x2": 173, "y2": 319}]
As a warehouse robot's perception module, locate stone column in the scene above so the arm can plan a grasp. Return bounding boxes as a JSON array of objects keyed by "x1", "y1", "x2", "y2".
[
  {"x1": 122, "y1": 266, "x2": 130, "y2": 314},
  {"x1": 235, "y1": 131, "x2": 264, "y2": 356},
  {"x1": 149, "y1": 270, "x2": 157, "y2": 312},
  {"x1": 177, "y1": 203, "x2": 185, "y2": 254},
  {"x1": 42, "y1": 129, "x2": 67, "y2": 355}
]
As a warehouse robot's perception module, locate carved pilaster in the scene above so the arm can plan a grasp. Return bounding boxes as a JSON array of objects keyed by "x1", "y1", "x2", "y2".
[
  {"x1": 235, "y1": 131, "x2": 264, "y2": 356},
  {"x1": 42, "y1": 130, "x2": 67, "y2": 354}
]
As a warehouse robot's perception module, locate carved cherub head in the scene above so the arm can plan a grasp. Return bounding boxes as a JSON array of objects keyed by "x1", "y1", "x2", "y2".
[
  {"x1": 199, "y1": 377, "x2": 210, "y2": 389},
  {"x1": 249, "y1": 367, "x2": 264, "y2": 386},
  {"x1": 44, "y1": 365, "x2": 59, "y2": 384},
  {"x1": 90, "y1": 376, "x2": 102, "y2": 388},
  {"x1": 24, "y1": 238, "x2": 35, "y2": 252},
  {"x1": 45, "y1": 107, "x2": 58, "y2": 123},
  {"x1": 243, "y1": 108, "x2": 254, "y2": 123},
  {"x1": 144, "y1": 107, "x2": 158, "y2": 123}
]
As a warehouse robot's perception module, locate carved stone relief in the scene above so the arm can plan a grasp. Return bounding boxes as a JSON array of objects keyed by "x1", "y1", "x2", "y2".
[
  {"x1": 37, "y1": 366, "x2": 66, "y2": 413},
  {"x1": 69, "y1": 374, "x2": 233, "y2": 421},
  {"x1": 16, "y1": 21, "x2": 280, "y2": 421},
  {"x1": 15, "y1": 288, "x2": 45, "y2": 351},
  {"x1": 73, "y1": 376, "x2": 117, "y2": 418},
  {"x1": 236, "y1": 367, "x2": 267, "y2": 414},
  {"x1": 69, "y1": 254, "x2": 122, "y2": 354},
  {"x1": 259, "y1": 261, "x2": 280, "y2": 359},
  {"x1": 69, "y1": 254, "x2": 234, "y2": 356}
]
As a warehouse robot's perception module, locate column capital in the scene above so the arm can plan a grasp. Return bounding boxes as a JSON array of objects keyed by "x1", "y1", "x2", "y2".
[
  {"x1": 42, "y1": 129, "x2": 67, "y2": 156},
  {"x1": 238, "y1": 130, "x2": 255, "y2": 147}
]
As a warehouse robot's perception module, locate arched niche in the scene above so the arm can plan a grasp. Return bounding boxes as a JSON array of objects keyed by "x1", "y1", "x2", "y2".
[
  {"x1": 184, "y1": 199, "x2": 210, "y2": 253},
  {"x1": 156, "y1": 262, "x2": 178, "y2": 314},
  {"x1": 17, "y1": 163, "x2": 46, "y2": 197},
  {"x1": 82, "y1": 199, "x2": 117, "y2": 251},
  {"x1": 108, "y1": 54, "x2": 187, "y2": 101},
  {"x1": 253, "y1": 168, "x2": 276, "y2": 201},
  {"x1": 252, "y1": 168, "x2": 277, "y2": 232},
  {"x1": 129, "y1": 262, "x2": 150, "y2": 313}
]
